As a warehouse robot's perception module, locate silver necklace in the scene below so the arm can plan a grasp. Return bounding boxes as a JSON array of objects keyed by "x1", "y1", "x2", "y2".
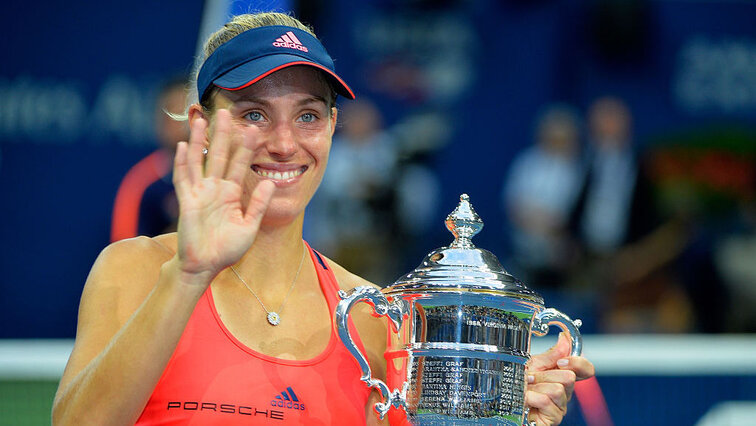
[{"x1": 230, "y1": 245, "x2": 306, "y2": 326}]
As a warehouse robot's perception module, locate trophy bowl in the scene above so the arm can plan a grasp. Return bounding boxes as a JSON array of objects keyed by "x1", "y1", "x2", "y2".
[{"x1": 336, "y1": 194, "x2": 582, "y2": 426}]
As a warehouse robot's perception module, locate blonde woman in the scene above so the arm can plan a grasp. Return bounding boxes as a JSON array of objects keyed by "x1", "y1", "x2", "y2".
[{"x1": 53, "y1": 12, "x2": 593, "y2": 425}]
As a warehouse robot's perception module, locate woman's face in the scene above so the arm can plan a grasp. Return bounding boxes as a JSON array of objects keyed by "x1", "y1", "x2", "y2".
[{"x1": 197, "y1": 66, "x2": 337, "y2": 225}]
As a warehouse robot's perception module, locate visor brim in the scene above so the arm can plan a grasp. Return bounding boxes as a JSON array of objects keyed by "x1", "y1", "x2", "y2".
[{"x1": 213, "y1": 54, "x2": 355, "y2": 100}]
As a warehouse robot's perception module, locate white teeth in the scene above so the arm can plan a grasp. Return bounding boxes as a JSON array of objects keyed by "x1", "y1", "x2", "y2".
[{"x1": 255, "y1": 168, "x2": 303, "y2": 180}]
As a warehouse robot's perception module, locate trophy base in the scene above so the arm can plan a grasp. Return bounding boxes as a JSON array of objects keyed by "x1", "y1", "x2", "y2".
[
  {"x1": 412, "y1": 412, "x2": 523, "y2": 426},
  {"x1": 396, "y1": 351, "x2": 527, "y2": 426}
]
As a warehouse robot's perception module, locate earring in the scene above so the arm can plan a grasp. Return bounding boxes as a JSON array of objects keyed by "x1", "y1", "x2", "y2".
[{"x1": 202, "y1": 147, "x2": 208, "y2": 155}]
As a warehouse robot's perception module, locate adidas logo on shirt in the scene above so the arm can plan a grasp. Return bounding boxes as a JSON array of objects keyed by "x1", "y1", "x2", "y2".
[
  {"x1": 272, "y1": 31, "x2": 309, "y2": 52},
  {"x1": 271, "y1": 387, "x2": 306, "y2": 411}
]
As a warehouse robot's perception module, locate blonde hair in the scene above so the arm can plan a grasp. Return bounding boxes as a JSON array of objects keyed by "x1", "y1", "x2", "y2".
[
  {"x1": 173, "y1": 12, "x2": 334, "y2": 120},
  {"x1": 202, "y1": 12, "x2": 315, "y2": 61}
]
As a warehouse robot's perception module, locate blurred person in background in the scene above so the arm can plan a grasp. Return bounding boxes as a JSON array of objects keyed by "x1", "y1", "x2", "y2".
[
  {"x1": 110, "y1": 77, "x2": 189, "y2": 242},
  {"x1": 572, "y1": 96, "x2": 655, "y2": 255},
  {"x1": 307, "y1": 98, "x2": 399, "y2": 285},
  {"x1": 53, "y1": 11, "x2": 593, "y2": 426},
  {"x1": 502, "y1": 104, "x2": 584, "y2": 290},
  {"x1": 571, "y1": 96, "x2": 696, "y2": 333}
]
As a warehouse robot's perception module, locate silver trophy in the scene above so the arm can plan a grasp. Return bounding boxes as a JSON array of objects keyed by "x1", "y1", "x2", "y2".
[{"x1": 336, "y1": 194, "x2": 582, "y2": 425}]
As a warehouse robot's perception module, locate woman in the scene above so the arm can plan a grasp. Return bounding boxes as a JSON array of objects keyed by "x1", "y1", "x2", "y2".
[{"x1": 52, "y1": 12, "x2": 593, "y2": 425}]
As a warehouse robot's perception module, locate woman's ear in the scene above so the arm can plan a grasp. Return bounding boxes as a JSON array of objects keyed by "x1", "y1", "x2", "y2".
[
  {"x1": 330, "y1": 107, "x2": 338, "y2": 137},
  {"x1": 188, "y1": 104, "x2": 210, "y2": 142}
]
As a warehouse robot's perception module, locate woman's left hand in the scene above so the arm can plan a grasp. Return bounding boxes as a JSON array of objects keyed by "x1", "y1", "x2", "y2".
[{"x1": 525, "y1": 333, "x2": 595, "y2": 426}]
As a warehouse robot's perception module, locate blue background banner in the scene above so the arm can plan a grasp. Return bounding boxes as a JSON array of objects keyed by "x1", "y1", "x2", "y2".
[
  {"x1": 2, "y1": 0, "x2": 755, "y2": 333},
  {"x1": 1, "y1": 0, "x2": 205, "y2": 337}
]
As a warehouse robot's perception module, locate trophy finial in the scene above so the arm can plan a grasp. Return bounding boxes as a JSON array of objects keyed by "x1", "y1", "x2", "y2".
[{"x1": 445, "y1": 193, "x2": 483, "y2": 248}]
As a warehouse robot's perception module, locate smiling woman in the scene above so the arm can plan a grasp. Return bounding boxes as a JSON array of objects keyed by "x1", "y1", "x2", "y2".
[
  {"x1": 193, "y1": 66, "x2": 337, "y2": 226},
  {"x1": 50, "y1": 11, "x2": 591, "y2": 426}
]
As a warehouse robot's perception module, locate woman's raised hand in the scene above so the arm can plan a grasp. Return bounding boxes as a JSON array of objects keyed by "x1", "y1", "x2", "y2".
[{"x1": 172, "y1": 109, "x2": 275, "y2": 282}]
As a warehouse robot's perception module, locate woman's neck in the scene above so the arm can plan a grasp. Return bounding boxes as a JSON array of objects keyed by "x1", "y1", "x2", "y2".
[{"x1": 230, "y1": 214, "x2": 307, "y2": 288}]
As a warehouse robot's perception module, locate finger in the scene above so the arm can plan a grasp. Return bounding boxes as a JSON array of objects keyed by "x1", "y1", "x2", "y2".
[
  {"x1": 172, "y1": 141, "x2": 190, "y2": 195},
  {"x1": 526, "y1": 390, "x2": 565, "y2": 426},
  {"x1": 559, "y1": 355, "x2": 595, "y2": 381},
  {"x1": 205, "y1": 109, "x2": 232, "y2": 178},
  {"x1": 529, "y1": 382, "x2": 568, "y2": 411},
  {"x1": 186, "y1": 117, "x2": 208, "y2": 183},
  {"x1": 528, "y1": 333, "x2": 571, "y2": 372},
  {"x1": 528, "y1": 369, "x2": 577, "y2": 400},
  {"x1": 243, "y1": 179, "x2": 275, "y2": 225},
  {"x1": 225, "y1": 127, "x2": 255, "y2": 184}
]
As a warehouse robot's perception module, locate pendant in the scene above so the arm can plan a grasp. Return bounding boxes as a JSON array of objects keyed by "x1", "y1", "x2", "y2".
[{"x1": 267, "y1": 312, "x2": 281, "y2": 326}]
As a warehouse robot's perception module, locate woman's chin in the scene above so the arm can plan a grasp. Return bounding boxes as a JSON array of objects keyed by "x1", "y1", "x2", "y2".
[{"x1": 259, "y1": 199, "x2": 306, "y2": 228}]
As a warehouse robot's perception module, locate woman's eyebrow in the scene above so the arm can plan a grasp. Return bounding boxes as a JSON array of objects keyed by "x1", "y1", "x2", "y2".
[
  {"x1": 227, "y1": 95, "x2": 327, "y2": 108},
  {"x1": 296, "y1": 95, "x2": 328, "y2": 107},
  {"x1": 230, "y1": 95, "x2": 269, "y2": 107}
]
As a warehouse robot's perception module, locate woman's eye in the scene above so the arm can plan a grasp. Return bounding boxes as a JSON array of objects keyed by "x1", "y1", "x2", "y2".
[
  {"x1": 245, "y1": 111, "x2": 263, "y2": 122},
  {"x1": 300, "y1": 113, "x2": 315, "y2": 123}
]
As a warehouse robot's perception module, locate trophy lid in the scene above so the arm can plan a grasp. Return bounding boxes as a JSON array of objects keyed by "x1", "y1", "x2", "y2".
[{"x1": 385, "y1": 194, "x2": 543, "y2": 303}]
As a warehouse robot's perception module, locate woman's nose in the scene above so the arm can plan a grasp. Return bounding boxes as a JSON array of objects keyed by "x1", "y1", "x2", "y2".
[{"x1": 266, "y1": 122, "x2": 297, "y2": 158}]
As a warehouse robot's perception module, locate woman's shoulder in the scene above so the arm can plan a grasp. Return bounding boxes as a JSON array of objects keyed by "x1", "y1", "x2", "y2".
[
  {"x1": 87, "y1": 234, "x2": 177, "y2": 292},
  {"x1": 99, "y1": 233, "x2": 177, "y2": 266},
  {"x1": 80, "y1": 233, "x2": 179, "y2": 328}
]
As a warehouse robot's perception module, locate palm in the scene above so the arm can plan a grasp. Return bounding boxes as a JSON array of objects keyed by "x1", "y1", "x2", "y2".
[
  {"x1": 177, "y1": 179, "x2": 253, "y2": 270},
  {"x1": 173, "y1": 109, "x2": 274, "y2": 279}
]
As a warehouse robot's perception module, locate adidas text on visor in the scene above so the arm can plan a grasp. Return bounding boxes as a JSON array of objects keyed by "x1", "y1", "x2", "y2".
[{"x1": 197, "y1": 25, "x2": 355, "y2": 103}]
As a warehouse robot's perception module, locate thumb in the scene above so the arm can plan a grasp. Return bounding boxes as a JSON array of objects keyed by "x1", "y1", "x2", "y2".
[
  {"x1": 244, "y1": 180, "x2": 275, "y2": 224},
  {"x1": 528, "y1": 332, "x2": 571, "y2": 372}
]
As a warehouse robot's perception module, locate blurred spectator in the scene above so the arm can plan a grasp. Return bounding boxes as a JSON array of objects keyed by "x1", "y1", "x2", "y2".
[
  {"x1": 307, "y1": 98, "x2": 400, "y2": 284},
  {"x1": 502, "y1": 104, "x2": 584, "y2": 289},
  {"x1": 572, "y1": 96, "x2": 656, "y2": 254},
  {"x1": 389, "y1": 111, "x2": 447, "y2": 275},
  {"x1": 110, "y1": 77, "x2": 189, "y2": 242},
  {"x1": 571, "y1": 96, "x2": 696, "y2": 333}
]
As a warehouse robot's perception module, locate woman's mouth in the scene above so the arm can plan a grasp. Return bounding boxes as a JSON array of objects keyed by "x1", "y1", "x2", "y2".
[{"x1": 252, "y1": 165, "x2": 307, "y2": 181}]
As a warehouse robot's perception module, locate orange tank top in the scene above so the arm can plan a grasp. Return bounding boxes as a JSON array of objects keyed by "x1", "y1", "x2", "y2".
[{"x1": 136, "y1": 244, "x2": 372, "y2": 425}]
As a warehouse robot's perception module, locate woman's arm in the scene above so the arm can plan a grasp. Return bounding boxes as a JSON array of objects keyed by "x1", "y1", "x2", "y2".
[
  {"x1": 52, "y1": 242, "x2": 208, "y2": 425},
  {"x1": 52, "y1": 110, "x2": 275, "y2": 425}
]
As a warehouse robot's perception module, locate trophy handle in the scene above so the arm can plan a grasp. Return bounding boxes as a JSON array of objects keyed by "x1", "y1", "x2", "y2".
[
  {"x1": 335, "y1": 286, "x2": 408, "y2": 419},
  {"x1": 532, "y1": 308, "x2": 583, "y2": 357}
]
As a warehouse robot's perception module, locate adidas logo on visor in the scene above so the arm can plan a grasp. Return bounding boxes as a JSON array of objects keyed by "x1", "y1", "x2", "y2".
[{"x1": 272, "y1": 31, "x2": 309, "y2": 52}]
